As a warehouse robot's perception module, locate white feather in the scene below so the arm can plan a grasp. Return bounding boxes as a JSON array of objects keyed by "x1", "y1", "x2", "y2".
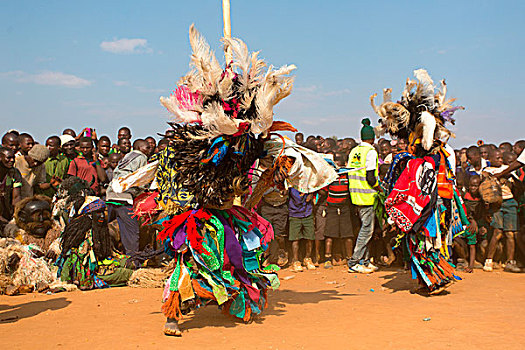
[{"x1": 420, "y1": 111, "x2": 436, "y2": 151}]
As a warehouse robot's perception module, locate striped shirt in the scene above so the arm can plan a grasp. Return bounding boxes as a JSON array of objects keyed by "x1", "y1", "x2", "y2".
[{"x1": 327, "y1": 173, "x2": 349, "y2": 205}]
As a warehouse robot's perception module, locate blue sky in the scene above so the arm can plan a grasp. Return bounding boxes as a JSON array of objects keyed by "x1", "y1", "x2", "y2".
[{"x1": 1, "y1": 0, "x2": 523, "y2": 148}]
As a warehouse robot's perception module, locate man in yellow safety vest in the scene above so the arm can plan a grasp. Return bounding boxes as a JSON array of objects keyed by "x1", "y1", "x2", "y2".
[{"x1": 347, "y1": 118, "x2": 382, "y2": 274}]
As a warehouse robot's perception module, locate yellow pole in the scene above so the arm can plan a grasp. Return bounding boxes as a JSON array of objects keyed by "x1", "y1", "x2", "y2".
[{"x1": 222, "y1": 0, "x2": 232, "y2": 64}]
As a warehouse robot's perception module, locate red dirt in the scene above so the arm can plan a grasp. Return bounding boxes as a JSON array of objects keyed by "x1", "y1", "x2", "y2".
[{"x1": 1, "y1": 266, "x2": 524, "y2": 349}]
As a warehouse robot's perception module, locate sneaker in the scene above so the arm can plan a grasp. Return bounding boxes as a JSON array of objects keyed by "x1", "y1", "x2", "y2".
[
  {"x1": 348, "y1": 264, "x2": 373, "y2": 274},
  {"x1": 366, "y1": 262, "x2": 379, "y2": 272},
  {"x1": 483, "y1": 260, "x2": 493, "y2": 272},
  {"x1": 504, "y1": 260, "x2": 521, "y2": 273},
  {"x1": 277, "y1": 250, "x2": 289, "y2": 267},
  {"x1": 323, "y1": 260, "x2": 333, "y2": 269},
  {"x1": 291, "y1": 261, "x2": 303, "y2": 272},
  {"x1": 304, "y1": 258, "x2": 316, "y2": 270}
]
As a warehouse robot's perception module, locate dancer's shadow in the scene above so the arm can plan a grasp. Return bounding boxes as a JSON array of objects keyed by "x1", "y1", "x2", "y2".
[
  {"x1": 0, "y1": 297, "x2": 71, "y2": 323},
  {"x1": 181, "y1": 288, "x2": 354, "y2": 330},
  {"x1": 378, "y1": 269, "x2": 451, "y2": 297},
  {"x1": 378, "y1": 269, "x2": 413, "y2": 293}
]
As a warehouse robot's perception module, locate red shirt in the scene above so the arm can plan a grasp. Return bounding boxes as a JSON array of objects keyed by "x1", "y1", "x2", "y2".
[{"x1": 67, "y1": 157, "x2": 99, "y2": 194}]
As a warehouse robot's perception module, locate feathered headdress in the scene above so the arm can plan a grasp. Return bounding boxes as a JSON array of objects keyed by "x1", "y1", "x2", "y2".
[
  {"x1": 157, "y1": 25, "x2": 297, "y2": 208},
  {"x1": 370, "y1": 69, "x2": 464, "y2": 153}
]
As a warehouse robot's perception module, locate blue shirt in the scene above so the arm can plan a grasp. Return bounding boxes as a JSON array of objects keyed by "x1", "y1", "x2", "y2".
[{"x1": 288, "y1": 188, "x2": 313, "y2": 218}]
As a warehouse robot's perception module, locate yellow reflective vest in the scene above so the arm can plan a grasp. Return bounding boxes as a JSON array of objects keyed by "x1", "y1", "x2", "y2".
[{"x1": 347, "y1": 144, "x2": 378, "y2": 206}]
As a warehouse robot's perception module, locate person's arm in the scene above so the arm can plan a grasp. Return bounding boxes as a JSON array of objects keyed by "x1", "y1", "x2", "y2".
[
  {"x1": 95, "y1": 162, "x2": 108, "y2": 183},
  {"x1": 495, "y1": 160, "x2": 523, "y2": 179},
  {"x1": 36, "y1": 166, "x2": 50, "y2": 190}
]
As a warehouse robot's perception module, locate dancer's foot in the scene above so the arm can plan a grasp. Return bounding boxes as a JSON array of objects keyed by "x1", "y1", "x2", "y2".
[{"x1": 164, "y1": 318, "x2": 182, "y2": 337}]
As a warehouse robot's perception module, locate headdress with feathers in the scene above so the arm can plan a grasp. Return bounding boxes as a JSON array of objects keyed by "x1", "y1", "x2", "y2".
[
  {"x1": 370, "y1": 69, "x2": 464, "y2": 153},
  {"x1": 157, "y1": 25, "x2": 297, "y2": 208}
]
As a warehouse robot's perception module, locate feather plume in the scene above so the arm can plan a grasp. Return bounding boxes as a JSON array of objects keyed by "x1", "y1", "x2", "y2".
[
  {"x1": 370, "y1": 93, "x2": 379, "y2": 114},
  {"x1": 160, "y1": 96, "x2": 202, "y2": 123},
  {"x1": 198, "y1": 101, "x2": 239, "y2": 138},
  {"x1": 189, "y1": 24, "x2": 222, "y2": 91},
  {"x1": 382, "y1": 88, "x2": 392, "y2": 103},
  {"x1": 413, "y1": 69, "x2": 436, "y2": 109},
  {"x1": 420, "y1": 111, "x2": 436, "y2": 151}
]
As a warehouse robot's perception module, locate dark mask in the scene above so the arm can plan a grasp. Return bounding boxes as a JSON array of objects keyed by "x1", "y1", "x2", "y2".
[{"x1": 19, "y1": 200, "x2": 53, "y2": 238}]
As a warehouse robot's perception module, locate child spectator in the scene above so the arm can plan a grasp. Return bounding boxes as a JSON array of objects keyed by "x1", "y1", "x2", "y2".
[
  {"x1": 97, "y1": 136, "x2": 112, "y2": 159},
  {"x1": 378, "y1": 140, "x2": 393, "y2": 164},
  {"x1": 460, "y1": 175, "x2": 485, "y2": 272},
  {"x1": 17, "y1": 133, "x2": 35, "y2": 156},
  {"x1": 288, "y1": 188, "x2": 316, "y2": 272},
  {"x1": 466, "y1": 146, "x2": 489, "y2": 176},
  {"x1": 323, "y1": 153, "x2": 354, "y2": 268},
  {"x1": 40, "y1": 136, "x2": 69, "y2": 197},
  {"x1": 483, "y1": 149, "x2": 520, "y2": 273},
  {"x1": 67, "y1": 137, "x2": 107, "y2": 195},
  {"x1": 106, "y1": 153, "x2": 122, "y2": 183}
]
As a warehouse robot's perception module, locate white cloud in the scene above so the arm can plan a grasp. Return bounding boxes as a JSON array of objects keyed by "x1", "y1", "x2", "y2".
[
  {"x1": 100, "y1": 38, "x2": 151, "y2": 54},
  {"x1": 113, "y1": 80, "x2": 129, "y2": 86},
  {"x1": 0, "y1": 70, "x2": 92, "y2": 87}
]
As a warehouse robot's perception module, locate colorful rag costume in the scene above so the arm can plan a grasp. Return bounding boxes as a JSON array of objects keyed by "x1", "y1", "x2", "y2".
[
  {"x1": 124, "y1": 25, "x2": 334, "y2": 323},
  {"x1": 373, "y1": 69, "x2": 465, "y2": 293}
]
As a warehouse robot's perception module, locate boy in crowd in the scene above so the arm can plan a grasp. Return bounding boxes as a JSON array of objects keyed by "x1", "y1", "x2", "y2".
[
  {"x1": 1, "y1": 133, "x2": 19, "y2": 154},
  {"x1": 117, "y1": 127, "x2": 132, "y2": 141},
  {"x1": 459, "y1": 175, "x2": 485, "y2": 272},
  {"x1": 288, "y1": 188, "x2": 316, "y2": 272},
  {"x1": 295, "y1": 132, "x2": 304, "y2": 145},
  {"x1": 59, "y1": 134, "x2": 77, "y2": 162},
  {"x1": 97, "y1": 136, "x2": 112, "y2": 159},
  {"x1": 324, "y1": 153, "x2": 353, "y2": 268},
  {"x1": 0, "y1": 147, "x2": 22, "y2": 232},
  {"x1": 15, "y1": 144, "x2": 50, "y2": 198},
  {"x1": 145, "y1": 136, "x2": 157, "y2": 156},
  {"x1": 67, "y1": 137, "x2": 107, "y2": 195},
  {"x1": 118, "y1": 138, "x2": 132, "y2": 155},
  {"x1": 378, "y1": 140, "x2": 393, "y2": 164},
  {"x1": 483, "y1": 149, "x2": 520, "y2": 273},
  {"x1": 466, "y1": 146, "x2": 490, "y2": 176},
  {"x1": 105, "y1": 153, "x2": 122, "y2": 183},
  {"x1": 17, "y1": 133, "x2": 35, "y2": 156},
  {"x1": 40, "y1": 136, "x2": 69, "y2": 197},
  {"x1": 479, "y1": 144, "x2": 490, "y2": 161}
]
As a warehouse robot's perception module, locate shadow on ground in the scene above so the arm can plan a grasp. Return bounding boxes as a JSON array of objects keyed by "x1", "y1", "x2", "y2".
[
  {"x1": 378, "y1": 269, "x2": 451, "y2": 297},
  {"x1": 179, "y1": 288, "x2": 354, "y2": 331},
  {"x1": 0, "y1": 297, "x2": 71, "y2": 323}
]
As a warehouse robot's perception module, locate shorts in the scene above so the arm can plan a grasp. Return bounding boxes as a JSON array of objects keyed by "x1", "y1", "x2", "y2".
[
  {"x1": 491, "y1": 199, "x2": 518, "y2": 232},
  {"x1": 288, "y1": 215, "x2": 315, "y2": 241},
  {"x1": 314, "y1": 203, "x2": 327, "y2": 240},
  {"x1": 260, "y1": 202, "x2": 288, "y2": 237},
  {"x1": 461, "y1": 228, "x2": 477, "y2": 245},
  {"x1": 324, "y1": 204, "x2": 354, "y2": 238}
]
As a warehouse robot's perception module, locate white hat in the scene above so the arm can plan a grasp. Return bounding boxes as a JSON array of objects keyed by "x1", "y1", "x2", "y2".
[{"x1": 59, "y1": 134, "x2": 76, "y2": 146}]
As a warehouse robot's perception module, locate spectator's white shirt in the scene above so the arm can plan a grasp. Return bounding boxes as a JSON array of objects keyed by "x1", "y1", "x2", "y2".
[
  {"x1": 359, "y1": 141, "x2": 378, "y2": 171},
  {"x1": 518, "y1": 149, "x2": 525, "y2": 164}
]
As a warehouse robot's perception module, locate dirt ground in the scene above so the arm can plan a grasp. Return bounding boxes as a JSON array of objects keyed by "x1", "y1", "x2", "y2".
[{"x1": 1, "y1": 265, "x2": 525, "y2": 350}]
